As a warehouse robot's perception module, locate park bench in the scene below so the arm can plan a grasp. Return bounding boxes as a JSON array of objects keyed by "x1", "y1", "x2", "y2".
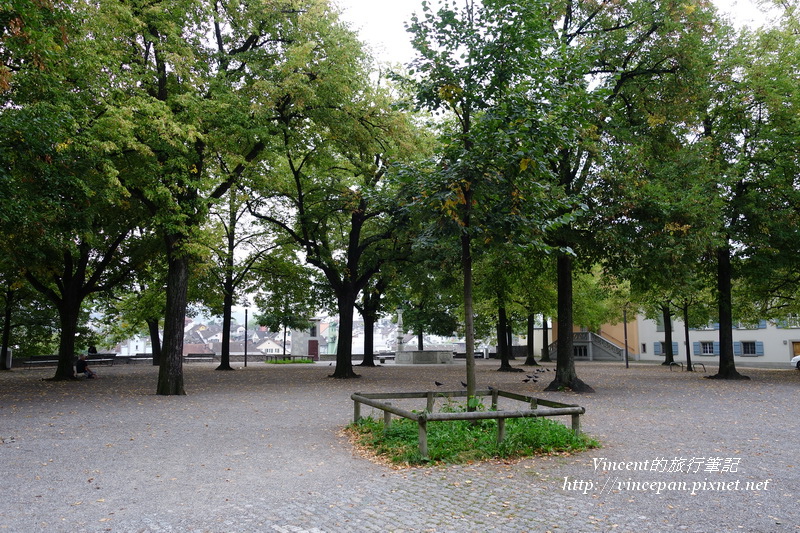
[
  {"x1": 265, "y1": 354, "x2": 312, "y2": 362},
  {"x1": 86, "y1": 353, "x2": 117, "y2": 366},
  {"x1": 118, "y1": 353, "x2": 152, "y2": 364},
  {"x1": 184, "y1": 353, "x2": 216, "y2": 362},
  {"x1": 23, "y1": 355, "x2": 60, "y2": 367},
  {"x1": 376, "y1": 354, "x2": 395, "y2": 364}
]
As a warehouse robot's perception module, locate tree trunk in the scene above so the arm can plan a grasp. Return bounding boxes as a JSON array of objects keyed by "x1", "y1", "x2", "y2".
[
  {"x1": 330, "y1": 292, "x2": 359, "y2": 378},
  {"x1": 147, "y1": 318, "x2": 161, "y2": 366},
  {"x1": 157, "y1": 246, "x2": 188, "y2": 395},
  {"x1": 506, "y1": 320, "x2": 515, "y2": 359},
  {"x1": 661, "y1": 305, "x2": 675, "y2": 365},
  {"x1": 417, "y1": 331, "x2": 423, "y2": 350},
  {"x1": 682, "y1": 303, "x2": 694, "y2": 372},
  {"x1": 218, "y1": 192, "x2": 236, "y2": 371},
  {"x1": 524, "y1": 313, "x2": 539, "y2": 366},
  {"x1": 540, "y1": 314, "x2": 551, "y2": 362},
  {"x1": 53, "y1": 296, "x2": 82, "y2": 380},
  {"x1": 359, "y1": 308, "x2": 376, "y2": 367},
  {"x1": 497, "y1": 306, "x2": 519, "y2": 371},
  {"x1": 216, "y1": 285, "x2": 235, "y2": 371},
  {"x1": 545, "y1": 254, "x2": 594, "y2": 392},
  {"x1": 1, "y1": 287, "x2": 13, "y2": 371},
  {"x1": 462, "y1": 230, "x2": 477, "y2": 410},
  {"x1": 708, "y1": 245, "x2": 749, "y2": 380}
]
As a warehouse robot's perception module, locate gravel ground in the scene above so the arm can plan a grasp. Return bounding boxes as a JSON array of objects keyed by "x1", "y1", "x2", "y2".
[{"x1": 1, "y1": 359, "x2": 797, "y2": 533}]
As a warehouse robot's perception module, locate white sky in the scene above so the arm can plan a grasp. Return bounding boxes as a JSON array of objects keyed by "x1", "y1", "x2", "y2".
[{"x1": 335, "y1": 0, "x2": 776, "y2": 65}]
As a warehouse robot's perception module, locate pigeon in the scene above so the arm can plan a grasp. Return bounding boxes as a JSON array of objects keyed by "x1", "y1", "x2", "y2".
[
  {"x1": 461, "y1": 381, "x2": 468, "y2": 388},
  {"x1": 435, "y1": 381, "x2": 443, "y2": 386},
  {"x1": 523, "y1": 378, "x2": 530, "y2": 383}
]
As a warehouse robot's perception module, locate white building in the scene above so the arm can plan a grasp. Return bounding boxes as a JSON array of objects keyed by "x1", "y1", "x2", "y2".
[{"x1": 635, "y1": 315, "x2": 800, "y2": 368}]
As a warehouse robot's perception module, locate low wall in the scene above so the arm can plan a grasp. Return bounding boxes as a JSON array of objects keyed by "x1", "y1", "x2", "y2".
[{"x1": 395, "y1": 350, "x2": 453, "y2": 365}]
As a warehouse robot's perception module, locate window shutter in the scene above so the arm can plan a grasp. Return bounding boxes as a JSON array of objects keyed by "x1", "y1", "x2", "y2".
[
  {"x1": 734, "y1": 342, "x2": 742, "y2": 356},
  {"x1": 713, "y1": 322, "x2": 720, "y2": 330},
  {"x1": 672, "y1": 342, "x2": 679, "y2": 355},
  {"x1": 693, "y1": 342, "x2": 701, "y2": 355},
  {"x1": 756, "y1": 342, "x2": 764, "y2": 356},
  {"x1": 713, "y1": 341, "x2": 720, "y2": 355},
  {"x1": 758, "y1": 320, "x2": 767, "y2": 329},
  {"x1": 654, "y1": 342, "x2": 662, "y2": 355}
]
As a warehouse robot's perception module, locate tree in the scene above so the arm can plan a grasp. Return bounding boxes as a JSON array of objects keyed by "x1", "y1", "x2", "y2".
[
  {"x1": 249, "y1": 50, "x2": 422, "y2": 378},
  {"x1": 82, "y1": 0, "x2": 361, "y2": 393},
  {"x1": 201, "y1": 186, "x2": 272, "y2": 370},
  {"x1": 727, "y1": 5, "x2": 800, "y2": 334},
  {"x1": 0, "y1": 0, "x2": 72, "y2": 91},
  {"x1": 405, "y1": 0, "x2": 560, "y2": 405},
  {"x1": 532, "y1": 0, "x2": 719, "y2": 392},
  {"x1": 0, "y1": 6, "x2": 153, "y2": 379},
  {"x1": 689, "y1": 13, "x2": 798, "y2": 379}
]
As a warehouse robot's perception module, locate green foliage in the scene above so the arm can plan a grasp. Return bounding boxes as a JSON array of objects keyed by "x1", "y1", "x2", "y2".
[{"x1": 349, "y1": 412, "x2": 598, "y2": 466}]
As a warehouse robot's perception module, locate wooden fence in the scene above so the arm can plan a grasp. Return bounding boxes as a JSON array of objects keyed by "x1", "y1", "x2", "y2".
[{"x1": 351, "y1": 389, "x2": 585, "y2": 460}]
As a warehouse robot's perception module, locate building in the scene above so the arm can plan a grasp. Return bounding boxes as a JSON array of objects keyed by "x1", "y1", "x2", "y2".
[{"x1": 552, "y1": 314, "x2": 800, "y2": 369}]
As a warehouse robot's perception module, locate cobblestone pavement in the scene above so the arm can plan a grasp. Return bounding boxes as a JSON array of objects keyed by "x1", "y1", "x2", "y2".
[{"x1": 1, "y1": 359, "x2": 798, "y2": 532}]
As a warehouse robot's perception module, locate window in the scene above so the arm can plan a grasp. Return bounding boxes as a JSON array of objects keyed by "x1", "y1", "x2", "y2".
[
  {"x1": 574, "y1": 346, "x2": 588, "y2": 358},
  {"x1": 787, "y1": 315, "x2": 800, "y2": 328},
  {"x1": 694, "y1": 341, "x2": 720, "y2": 356},
  {"x1": 654, "y1": 342, "x2": 679, "y2": 356},
  {"x1": 735, "y1": 341, "x2": 763, "y2": 357},
  {"x1": 641, "y1": 343, "x2": 647, "y2": 354}
]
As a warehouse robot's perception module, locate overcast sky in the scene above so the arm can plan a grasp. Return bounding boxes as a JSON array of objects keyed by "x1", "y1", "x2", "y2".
[{"x1": 334, "y1": 0, "x2": 776, "y2": 65}]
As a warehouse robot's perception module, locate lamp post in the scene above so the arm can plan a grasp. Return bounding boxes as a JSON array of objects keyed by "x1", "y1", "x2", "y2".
[{"x1": 623, "y1": 304, "x2": 629, "y2": 369}]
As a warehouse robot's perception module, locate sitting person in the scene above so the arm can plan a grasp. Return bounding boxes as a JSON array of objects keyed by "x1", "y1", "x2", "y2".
[{"x1": 76, "y1": 355, "x2": 97, "y2": 379}]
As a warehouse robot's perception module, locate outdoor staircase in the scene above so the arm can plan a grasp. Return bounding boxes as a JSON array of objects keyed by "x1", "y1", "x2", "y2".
[{"x1": 548, "y1": 332, "x2": 624, "y2": 361}]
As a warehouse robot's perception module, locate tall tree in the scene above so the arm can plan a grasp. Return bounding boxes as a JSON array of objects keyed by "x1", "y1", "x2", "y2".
[
  {"x1": 405, "y1": 0, "x2": 561, "y2": 405},
  {"x1": 249, "y1": 56, "x2": 422, "y2": 378},
  {"x1": 202, "y1": 186, "x2": 272, "y2": 370},
  {"x1": 83, "y1": 0, "x2": 354, "y2": 393}
]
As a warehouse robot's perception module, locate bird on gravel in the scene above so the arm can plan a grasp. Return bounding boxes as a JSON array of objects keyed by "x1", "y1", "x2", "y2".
[{"x1": 461, "y1": 381, "x2": 468, "y2": 388}]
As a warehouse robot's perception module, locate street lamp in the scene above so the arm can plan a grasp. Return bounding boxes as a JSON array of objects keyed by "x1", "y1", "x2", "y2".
[{"x1": 623, "y1": 304, "x2": 629, "y2": 369}]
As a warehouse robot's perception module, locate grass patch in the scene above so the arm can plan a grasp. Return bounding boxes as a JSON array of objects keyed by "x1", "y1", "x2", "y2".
[
  {"x1": 347, "y1": 409, "x2": 599, "y2": 466},
  {"x1": 264, "y1": 358, "x2": 314, "y2": 364}
]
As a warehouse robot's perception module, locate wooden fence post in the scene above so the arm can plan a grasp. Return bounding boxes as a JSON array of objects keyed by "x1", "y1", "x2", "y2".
[
  {"x1": 384, "y1": 402, "x2": 392, "y2": 430},
  {"x1": 571, "y1": 413, "x2": 581, "y2": 435},
  {"x1": 497, "y1": 418, "x2": 506, "y2": 444},
  {"x1": 418, "y1": 415, "x2": 429, "y2": 460},
  {"x1": 354, "y1": 398, "x2": 361, "y2": 423}
]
